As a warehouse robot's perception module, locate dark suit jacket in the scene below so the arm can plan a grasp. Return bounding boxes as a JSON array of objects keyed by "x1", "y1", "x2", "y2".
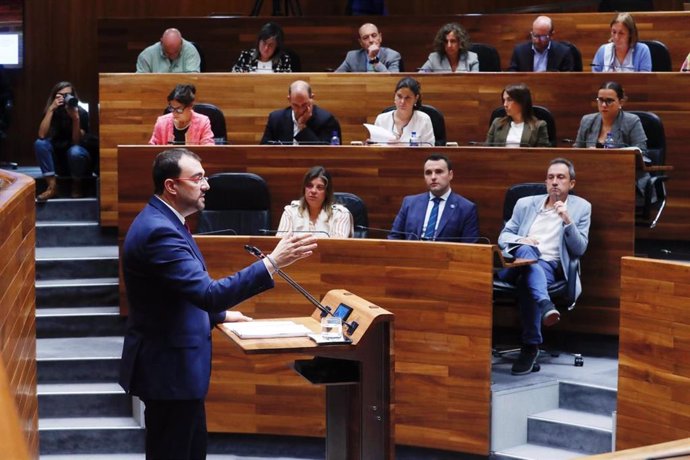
[
  {"x1": 260, "y1": 105, "x2": 341, "y2": 145},
  {"x1": 508, "y1": 41, "x2": 575, "y2": 72},
  {"x1": 119, "y1": 197, "x2": 273, "y2": 400},
  {"x1": 389, "y1": 192, "x2": 479, "y2": 242}
]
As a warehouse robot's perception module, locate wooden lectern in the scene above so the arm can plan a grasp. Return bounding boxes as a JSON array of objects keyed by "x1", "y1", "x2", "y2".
[{"x1": 218, "y1": 289, "x2": 394, "y2": 460}]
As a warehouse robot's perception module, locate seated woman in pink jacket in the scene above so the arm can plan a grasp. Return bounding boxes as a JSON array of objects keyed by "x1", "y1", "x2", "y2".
[{"x1": 149, "y1": 84, "x2": 215, "y2": 145}]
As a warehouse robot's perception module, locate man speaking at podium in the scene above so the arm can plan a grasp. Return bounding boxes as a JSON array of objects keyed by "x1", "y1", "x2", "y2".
[
  {"x1": 119, "y1": 148, "x2": 317, "y2": 459},
  {"x1": 389, "y1": 153, "x2": 479, "y2": 242}
]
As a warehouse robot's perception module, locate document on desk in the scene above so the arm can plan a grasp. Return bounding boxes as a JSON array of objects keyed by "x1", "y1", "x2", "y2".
[{"x1": 224, "y1": 320, "x2": 312, "y2": 339}]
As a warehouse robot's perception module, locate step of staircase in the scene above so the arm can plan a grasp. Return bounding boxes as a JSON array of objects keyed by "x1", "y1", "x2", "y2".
[
  {"x1": 37, "y1": 336, "x2": 123, "y2": 384},
  {"x1": 527, "y1": 408, "x2": 612, "y2": 455},
  {"x1": 35, "y1": 197, "x2": 99, "y2": 222},
  {"x1": 38, "y1": 382, "x2": 131, "y2": 418},
  {"x1": 492, "y1": 443, "x2": 584, "y2": 460},
  {"x1": 39, "y1": 417, "x2": 144, "y2": 455},
  {"x1": 559, "y1": 381, "x2": 616, "y2": 416},
  {"x1": 36, "y1": 307, "x2": 125, "y2": 338},
  {"x1": 36, "y1": 221, "x2": 117, "y2": 247},
  {"x1": 36, "y1": 246, "x2": 119, "y2": 280},
  {"x1": 36, "y1": 277, "x2": 119, "y2": 308}
]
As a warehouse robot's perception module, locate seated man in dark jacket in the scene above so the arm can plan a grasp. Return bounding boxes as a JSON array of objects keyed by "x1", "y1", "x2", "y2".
[
  {"x1": 508, "y1": 16, "x2": 575, "y2": 72},
  {"x1": 260, "y1": 80, "x2": 342, "y2": 145}
]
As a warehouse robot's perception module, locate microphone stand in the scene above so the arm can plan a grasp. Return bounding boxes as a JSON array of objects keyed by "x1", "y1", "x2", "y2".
[{"x1": 244, "y1": 244, "x2": 359, "y2": 334}]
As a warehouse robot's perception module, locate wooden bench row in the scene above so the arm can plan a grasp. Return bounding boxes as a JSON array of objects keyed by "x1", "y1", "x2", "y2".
[
  {"x1": 118, "y1": 145, "x2": 636, "y2": 337},
  {"x1": 98, "y1": 12, "x2": 690, "y2": 73},
  {"x1": 100, "y1": 72, "x2": 690, "y2": 241}
]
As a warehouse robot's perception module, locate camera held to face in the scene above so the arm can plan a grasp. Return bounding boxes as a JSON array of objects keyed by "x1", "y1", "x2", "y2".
[{"x1": 64, "y1": 94, "x2": 79, "y2": 108}]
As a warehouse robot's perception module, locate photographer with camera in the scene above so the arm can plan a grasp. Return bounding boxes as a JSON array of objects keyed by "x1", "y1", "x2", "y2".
[{"x1": 35, "y1": 81, "x2": 92, "y2": 200}]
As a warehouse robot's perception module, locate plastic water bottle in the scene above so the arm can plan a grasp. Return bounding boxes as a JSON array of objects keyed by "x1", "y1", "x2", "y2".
[
  {"x1": 330, "y1": 131, "x2": 340, "y2": 145},
  {"x1": 409, "y1": 131, "x2": 420, "y2": 147},
  {"x1": 603, "y1": 132, "x2": 615, "y2": 149}
]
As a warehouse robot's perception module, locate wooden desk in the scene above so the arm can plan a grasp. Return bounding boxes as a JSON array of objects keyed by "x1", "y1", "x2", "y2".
[
  {"x1": 0, "y1": 169, "x2": 38, "y2": 458},
  {"x1": 200, "y1": 237, "x2": 493, "y2": 454},
  {"x1": 118, "y1": 145, "x2": 635, "y2": 335},
  {"x1": 100, "y1": 72, "x2": 690, "y2": 240},
  {"x1": 617, "y1": 257, "x2": 690, "y2": 451},
  {"x1": 585, "y1": 437, "x2": 690, "y2": 459}
]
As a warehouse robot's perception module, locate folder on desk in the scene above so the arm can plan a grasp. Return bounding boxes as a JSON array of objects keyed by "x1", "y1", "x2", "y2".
[{"x1": 225, "y1": 321, "x2": 312, "y2": 339}]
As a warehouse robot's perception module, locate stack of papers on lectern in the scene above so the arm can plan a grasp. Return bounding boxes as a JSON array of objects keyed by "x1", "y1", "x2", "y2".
[{"x1": 226, "y1": 321, "x2": 312, "y2": 339}]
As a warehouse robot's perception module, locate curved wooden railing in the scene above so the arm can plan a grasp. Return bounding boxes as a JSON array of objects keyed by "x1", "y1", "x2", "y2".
[{"x1": 0, "y1": 169, "x2": 38, "y2": 459}]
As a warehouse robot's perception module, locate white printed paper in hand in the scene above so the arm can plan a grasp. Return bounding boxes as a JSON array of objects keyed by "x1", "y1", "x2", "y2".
[
  {"x1": 225, "y1": 320, "x2": 312, "y2": 339},
  {"x1": 363, "y1": 123, "x2": 397, "y2": 144}
]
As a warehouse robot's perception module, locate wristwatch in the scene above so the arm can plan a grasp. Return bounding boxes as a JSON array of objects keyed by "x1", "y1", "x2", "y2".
[{"x1": 369, "y1": 57, "x2": 380, "y2": 64}]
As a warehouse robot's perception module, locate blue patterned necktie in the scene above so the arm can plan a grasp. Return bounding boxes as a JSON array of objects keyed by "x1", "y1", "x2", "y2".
[{"x1": 424, "y1": 197, "x2": 442, "y2": 240}]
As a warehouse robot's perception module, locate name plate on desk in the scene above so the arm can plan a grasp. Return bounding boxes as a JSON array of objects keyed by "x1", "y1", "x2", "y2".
[{"x1": 223, "y1": 320, "x2": 311, "y2": 339}]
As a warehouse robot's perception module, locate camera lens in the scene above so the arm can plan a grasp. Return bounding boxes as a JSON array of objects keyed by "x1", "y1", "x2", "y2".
[{"x1": 64, "y1": 94, "x2": 79, "y2": 108}]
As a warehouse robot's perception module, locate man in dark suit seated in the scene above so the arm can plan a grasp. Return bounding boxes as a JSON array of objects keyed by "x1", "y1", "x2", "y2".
[
  {"x1": 260, "y1": 80, "x2": 342, "y2": 145},
  {"x1": 389, "y1": 153, "x2": 479, "y2": 242},
  {"x1": 119, "y1": 148, "x2": 317, "y2": 459},
  {"x1": 335, "y1": 23, "x2": 401, "y2": 73},
  {"x1": 507, "y1": 16, "x2": 575, "y2": 72}
]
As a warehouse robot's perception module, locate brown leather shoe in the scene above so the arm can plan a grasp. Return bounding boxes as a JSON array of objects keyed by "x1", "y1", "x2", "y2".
[{"x1": 37, "y1": 176, "x2": 58, "y2": 201}]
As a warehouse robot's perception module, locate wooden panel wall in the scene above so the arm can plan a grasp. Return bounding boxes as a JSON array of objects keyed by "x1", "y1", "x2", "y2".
[
  {"x1": 0, "y1": 170, "x2": 38, "y2": 459},
  {"x1": 118, "y1": 146, "x2": 635, "y2": 336},
  {"x1": 101, "y1": 72, "x2": 690, "y2": 240},
  {"x1": 97, "y1": 13, "x2": 690, "y2": 74},
  {"x1": 207, "y1": 237, "x2": 495, "y2": 454},
  {"x1": 617, "y1": 257, "x2": 690, "y2": 450}
]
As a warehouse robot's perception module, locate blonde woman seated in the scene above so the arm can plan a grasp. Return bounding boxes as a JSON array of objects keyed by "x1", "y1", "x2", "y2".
[
  {"x1": 149, "y1": 84, "x2": 214, "y2": 145},
  {"x1": 419, "y1": 22, "x2": 479, "y2": 72},
  {"x1": 374, "y1": 77, "x2": 435, "y2": 145},
  {"x1": 591, "y1": 13, "x2": 651, "y2": 72},
  {"x1": 277, "y1": 166, "x2": 353, "y2": 238},
  {"x1": 486, "y1": 83, "x2": 549, "y2": 147}
]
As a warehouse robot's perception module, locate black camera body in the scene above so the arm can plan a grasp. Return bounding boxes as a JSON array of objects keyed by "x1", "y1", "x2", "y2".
[{"x1": 64, "y1": 94, "x2": 79, "y2": 108}]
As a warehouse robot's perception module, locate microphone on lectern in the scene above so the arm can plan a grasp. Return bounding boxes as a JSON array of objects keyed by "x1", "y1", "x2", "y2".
[{"x1": 243, "y1": 244, "x2": 359, "y2": 334}]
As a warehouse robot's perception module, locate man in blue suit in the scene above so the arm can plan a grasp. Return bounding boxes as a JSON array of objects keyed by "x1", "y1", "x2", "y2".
[
  {"x1": 497, "y1": 157, "x2": 591, "y2": 375},
  {"x1": 119, "y1": 148, "x2": 317, "y2": 459},
  {"x1": 389, "y1": 153, "x2": 479, "y2": 242}
]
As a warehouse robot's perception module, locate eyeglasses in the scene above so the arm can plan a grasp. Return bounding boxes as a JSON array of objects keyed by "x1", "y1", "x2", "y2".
[
  {"x1": 530, "y1": 32, "x2": 551, "y2": 41},
  {"x1": 305, "y1": 183, "x2": 326, "y2": 191},
  {"x1": 168, "y1": 104, "x2": 187, "y2": 114},
  {"x1": 174, "y1": 176, "x2": 208, "y2": 185},
  {"x1": 595, "y1": 97, "x2": 617, "y2": 106}
]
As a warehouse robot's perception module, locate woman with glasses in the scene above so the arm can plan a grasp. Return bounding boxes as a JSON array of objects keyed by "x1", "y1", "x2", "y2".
[
  {"x1": 373, "y1": 77, "x2": 435, "y2": 145},
  {"x1": 591, "y1": 13, "x2": 651, "y2": 72},
  {"x1": 34, "y1": 81, "x2": 93, "y2": 200},
  {"x1": 419, "y1": 22, "x2": 478, "y2": 72},
  {"x1": 574, "y1": 81, "x2": 646, "y2": 150},
  {"x1": 277, "y1": 166, "x2": 353, "y2": 238},
  {"x1": 149, "y1": 84, "x2": 214, "y2": 146},
  {"x1": 485, "y1": 83, "x2": 549, "y2": 147},
  {"x1": 231, "y1": 22, "x2": 294, "y2": 73}
]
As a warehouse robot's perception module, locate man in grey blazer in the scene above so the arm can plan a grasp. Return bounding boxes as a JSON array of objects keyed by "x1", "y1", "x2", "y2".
[
  {"x1": 497, "y1": 158, "x2": 591, "y2": 375},
  {"x1": 335, "y1": 23, "x2": 401, "y2": 72}
]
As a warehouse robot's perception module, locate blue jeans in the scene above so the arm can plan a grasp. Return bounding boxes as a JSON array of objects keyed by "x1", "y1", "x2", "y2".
[
  {"x1": 34, "y1": 138, "x2": 91, "y2": 178},
  {"x1": 497, "y1": 245, "x2": 561, "y2": 345}
]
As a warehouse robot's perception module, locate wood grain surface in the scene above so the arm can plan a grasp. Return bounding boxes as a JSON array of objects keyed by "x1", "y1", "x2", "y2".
[
  {"x1": 200, "y1": 237, "x2": 492, "y2": 454},
  {"x1": 617, "y1": 257, "x2": 690, "y2": 451},
  {"x1": 0, "y1": 170, "x2": 38, "y2": 459}
]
